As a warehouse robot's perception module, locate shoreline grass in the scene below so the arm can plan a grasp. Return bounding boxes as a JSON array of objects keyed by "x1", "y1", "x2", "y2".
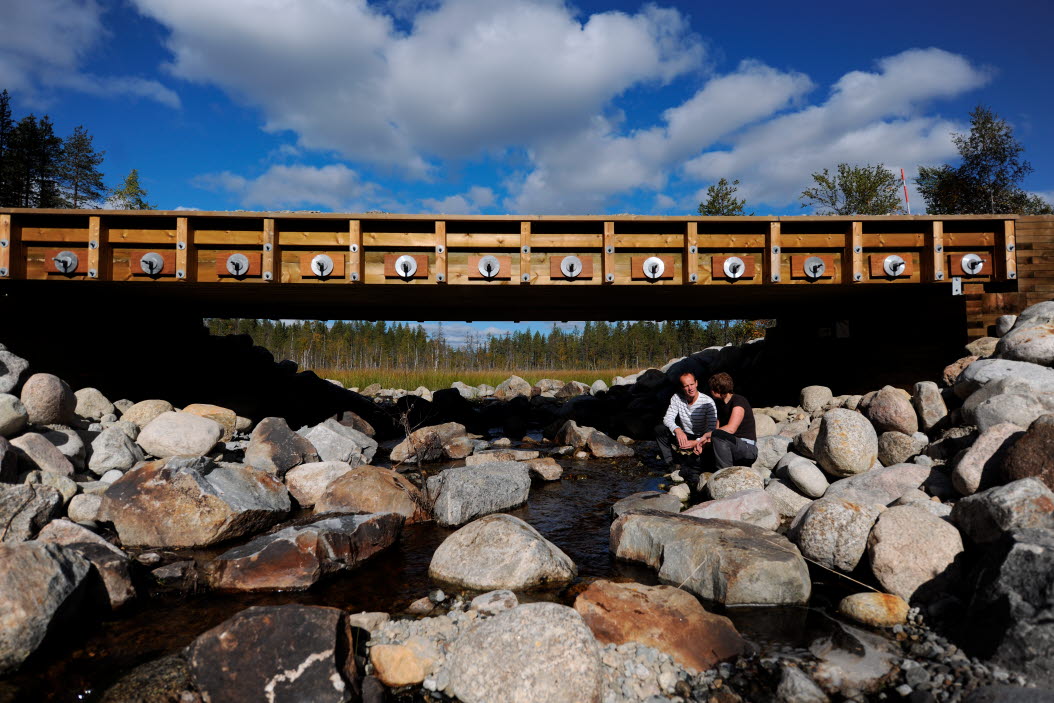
[{"x1": 315, "y1": 368, "x2": 636, "y2": 390}]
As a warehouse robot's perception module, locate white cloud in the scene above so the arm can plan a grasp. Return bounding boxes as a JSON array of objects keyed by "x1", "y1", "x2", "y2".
[
  {"x1": 421, "y1": 186, "x2": 496, "y2": 214},
  {"x1": 194, "y1": 164, "x2": 391, "y2": 211},
  {"x1": 0, "y1": 0, "x2": 179, "y2": 107}
]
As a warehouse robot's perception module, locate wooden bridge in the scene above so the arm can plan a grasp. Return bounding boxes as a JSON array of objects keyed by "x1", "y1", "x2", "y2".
[{"x1": 1, "y1": 209, "x2": 1050, "y2": 340}]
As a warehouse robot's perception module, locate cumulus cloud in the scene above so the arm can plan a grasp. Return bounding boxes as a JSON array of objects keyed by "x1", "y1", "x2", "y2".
[
  {"x1": 0, "y1": 0, "x2": 179, "y2": 107},
  {"x1": 421, "y1": 186, "x2": 496, "y2": 214},
  {"x1": 194, "y1": 164, "x2": 392, "y2": 211}
]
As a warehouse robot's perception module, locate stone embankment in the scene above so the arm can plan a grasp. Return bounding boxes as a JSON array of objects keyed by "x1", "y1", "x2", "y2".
[{"x1": 2, "y1": 302, "x2": 1054, "y2": 701}]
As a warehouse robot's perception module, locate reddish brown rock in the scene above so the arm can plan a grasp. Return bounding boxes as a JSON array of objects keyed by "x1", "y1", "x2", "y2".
[
  {"x1": 390, "y1": 422, "x2": 467, "y2": 464},
  {"x1": 315, "y1": 466, "x2": 429, "y2": 523},
  {"x1": 208, "y1": 513, "x2": 403, "y2": 591},
  {"x1": 1002, "y1": 414, "x2": 1054, "y2": 489},
  {"x1": 244, "y1": 417, "x2": 320, "y2": 477},
  {"x1": 36, "y1": 519, "x2": 136, "y2": 609},
  {"x1": 943, "y1": 356, "x2": 979, "y2": 387},
  {"x1": 19, "y1": 373, "x2": 76, "y2": 426},
  {"x1": 574, "y1": 580, "x2": 746, "y2": 672},
  {"x1": 332, "y1": 410, "x2": 375, "y2": 437},
  {"x1": 864, "y1": 386, "x2": 919, "y2": 435}
]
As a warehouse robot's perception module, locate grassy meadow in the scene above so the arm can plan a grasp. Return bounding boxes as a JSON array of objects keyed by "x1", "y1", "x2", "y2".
[{"x1": 317, "y1": 368, "x2": 635, "y2": 391}]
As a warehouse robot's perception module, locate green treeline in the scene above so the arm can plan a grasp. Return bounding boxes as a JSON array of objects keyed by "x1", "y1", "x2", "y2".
[{"x1": 206, "y1": 319, "x2": 770, "y2": 373}]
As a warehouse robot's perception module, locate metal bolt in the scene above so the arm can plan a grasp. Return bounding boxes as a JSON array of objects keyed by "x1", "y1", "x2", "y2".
[
  {"x1": 263, "y1": 271, "x2": 273, "y2": 280},
  {"x1": 0, "y1": 239, "x2": 7, "y2": 247},
  {"x1": 854, "y1": 272, "x2": 862, "y2": 281},
  {"x1": 605, "y1": 246, "x2": 614, "y2": 254},
  {"x1": 689, "y1": 245, "x2": 697, "y2": 254},
  {"x1": 689, "y1": 273, "x2": 698, "y2": 282},
  {"x1": 605, "y1": 273, "x2": 614, "y2": 282},
  {"x1": 935, "y1": 245, "x2": 943, "y2": 252},
  {"x1": 521, "y1": 245, "x2": 530, "y2": 254},
  {"x1": 350, "y1": 244, "x2": 359, "y2": 253},
  {"x1": 1009, "y1": 271, "x2": 1017, "y2": 279},
  {"x1": 772, "y1": 274, "x2": 780, "y2": 282},
  {"x1": 522, "y1": 273, "x2": 530, "y2": 282},
  {"x1": 176, "y1": 269, "x2": 186, "y2": 279},
  {"x1": 350, "y1": 272, "x2": 359, "y2": 281},
  {"x1": 263, "y1": 243, "x2": 272, "y2": 252},
  {"x1": 177, "y1": 242, "x2": 186, "y2": 250},
  {"x1": 88, "y1": 268, "x2": 97, "y2": 278},
  {"x1": 936, "y1": 271, "x2": 944, "y2": 280},
  {"x1": 772, "y1": 246, "x2": 780, "y2": 254},
  {"x1": 854, "y1": 245, "x2": 862, "y2": 253},
  {"x1": 0, "y1": 267, "x2": 7, "y2": 277},
  {"x1": 88, "y1": 240, "x2": 98, "y2": 249},
  {"x1": 436, "y1": 245, "x2": 445, "y2": 254},
  {"x1": 1008, "y1": 244, "x2": 1015, "y2": 252},
  {"x1": 436, "y1": 273, "x2": 445, "y2": 282}
]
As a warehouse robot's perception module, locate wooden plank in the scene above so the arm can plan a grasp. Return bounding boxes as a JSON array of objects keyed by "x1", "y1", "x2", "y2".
[
  {"x1": 696, "y1": 234, "x2": 766, "y2": 249},
  {"x1": 435, "y1": 221, "x2": 447, "y2": 283},
  {"x1": 109, "y1": 228, "x2": 176, "y2": 244},
  {"x1": 467, "y1": 255, "x2": 512, "y2": 280},
  {"x1": 348, "y1": 220, "x2": 363, "y2": 283},
  {"x1": 193, "y1": 230, "x2": 263, "y2": 246},
  {"x1": 548, "y1": 255, "x2": 595, "y2": 279},
  {"x1": 262, "y1": 219, "x2": 279, "y2": 283},
  {"x1": 18, "y1": 227, "x2": 87, "y2": 242},
  {"x1": 790, "y1": 254, "x2": 835, "y2": 279},
  {"x1": 945, "y1": 232, "x2": 995, "y2": 247},
  {"x1": 520, "y1": 222, "x2": 532, "y2": 284},
  {"x1": 277, "y1": 230, "x2": 348, "y2": 247},
  {"x1": 528, "y1": 234, "x2": 603, "y2": 248},
  {"x1": 447, "y1": 232, "x2": 519, "y2": 248},
  {"x1": 384, "y1": 253, "x2": 429, "y2": 279},
  {"x1": 948, "y1": 252, "x2": 991, "y2": 276},
  {"x1": 844, "y1": 221, "x2": 862, "y2": 284},
  {"x1": 86, "y1": 216, "x2": 111, "y2": 280},
  {"x1": 603, "y1": 222, "x2": 615, "y2": 284},
  {"x1": 175, "y1": 217, "x2": 196, "y2": 282},
  {"x1": 130, "y1": 250, "x2": 177, "y2": 277},
  {"x1": 630, "y1": 255, "x2": 675, "y2": 280},
  {"x1": 862, "y1": 233, "x2": 923, "y2": 248},
  {"x1": 215, "y1": 251, "x2": 263, "y2": 277},
  {"x1": 612, "y1": 234, "x2": 688, "y2": 248},
  {"x1": 765, "y1": 222, "x2": 781, "y2": 283},
  {"x1": 868, "y1": 253, "x2": 914, "y2": 278},
  {"x1": 924, "y1": 221, "x2": 945, "y2": 283},
  {"x1": 712, "y1": 255, "x2": 756, "y2": 280},
  {"x1": 298, "y1": 252, "x2": 346, "y2": 278},
  {"x1": 363, "y1": 232, "x2": 436, "y2": 247},
  {"x1": 0, "y1": 214, "x2": 23, "y2": 279},
  {"x1": 43, "y1": 248, "x2": 88, "y2": 275},
  {"x1": 779, "y1": 233, "x2": 844, "y2": 248},
  {"x1": 683, "y1": 222, "x2": 698, "y2": 284},
  {"x1": 995, "y1": 220, "x2": 1016, "y2": 282}
]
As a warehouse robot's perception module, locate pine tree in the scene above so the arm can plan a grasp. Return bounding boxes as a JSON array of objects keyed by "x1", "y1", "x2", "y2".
[
  {"x1": 0, "y1": 90, "x2": 12, "y2": 207},
  {"x1": 109, "y1": 169, "x2": 154, "y2": 210},
  {"x1": 61, "y1": 125, "x2": 106, "y2": 208}
]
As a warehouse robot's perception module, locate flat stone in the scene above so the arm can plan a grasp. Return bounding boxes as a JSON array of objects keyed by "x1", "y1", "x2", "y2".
[
  {"x1": 39, "y1": 427, "x2": 85, "y2": 470},
  {"x1": 429, "y1": 513, "x2": 576, "y2": 590},
  {"x1": 777, "y1": 453, "x2": 828, "y2": 498},
  {"x1": 137, "y1": 411, "x2": 222, "y2": 458},
  {"x1": 120, "y1": 399, "x2": 174, "y2": 428},
  {"x1": 444, "y1": 603, "x2": 602, "y2": 703},
  {"x1": 824, "y1": 462, "x2": 931, "y2": 507},
  {"x1": 955, "y1": 358, "x2": 1054, "y2": 399},
  {"x1": 611, "y1": 510, "x2": 810, "y2": 605},
  {"x1": 74, "y1": 388, "x2": 115, "y2": 421},
  {"x1": 186, "y1": 605, "x2": 348, "y2": 703},
  {"x1": 966, "y1": 336, "x2": 1000, "y2": 358},
  {"x1": 574, "y1": 580, "x2": 747, "y2": 672},
  {"x1": 815, "y1": 409, "x2": 878, "y2": 477},
  {"x1": 952, "y1": 478, "x2": 1054, "y2": 544},
  {"x1": 612, "y1": 491, "x2": 682, "y2": 518},
  {"x1": 181, "y1": 403, "x2": 237, "y2": 442},
  {"x1": 315, "y1": 466, "x2": 429, "y2": 524},
  {"x1": 683, "y1": 489, "x2": 779, "y2": 530},
  {"x1": 0, "y1": 484, "x2": 62, "y2": 542},
  {"x1": 707, "y1": 466, "x2": 764, "y2": 499},
  {"x1": 809, "y1": 619, "x2": 899, "y2": 696},
  {"x1": 952, "y1": 422, "x2": 1025, "y2": 495},
  {"x1": 791, "y1": 498, "x2": 882, "y2": 572},
  {"x1": 0, "y1": 393, "x2": 27, "y2": 438},
  {"x1": 19, "y1": 373, "x2": 76, "y2": 426},
  {"x1": 837, "y1": 592, "x2": 909, "y2": 628},
  {"x1": 208, "y1": 512, "x2": 403, "y2": 591},
  {"x1": 284, "y1": 461, "x2": 354, "y2": 508},
  {"x1": 867, "y1": 505, "x2": 964, "y2": 602},
  {"x1": 469, "y1": 589, "x2": 519, "y2": 616},
  {"x1": 464, "y1": 449, "x2": 540, "y2": 465},
  {"x1": 1003, "y1": 415, "x2": 1054, "y2": 490},
  {"x1": 10, "y1": 432, "x2": 74, "y2": 477},
  {"x1": 426, "y1": 462, "x2": 531, "y2": 527},
  {"x1": 245, "y1": 416, "x2": 320, "y2": 478}
]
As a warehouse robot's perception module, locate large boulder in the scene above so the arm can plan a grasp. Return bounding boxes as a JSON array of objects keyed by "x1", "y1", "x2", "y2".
[
  {"x1": 208, "y1": 512, "x2": 403, "y2": 591},
  {"x1": 88, "y1": 425, "x2": 146, "y2": 476},
  {"x1": 0, "y1": 484, "x2": 62, "y2": 542},
  {"x1": 429, "y1": 513, "x2": 576, "y2": 590},
  {"x1": 100, "y1": 457, "x2": 290, "y2": 547},
  {"x1": 753, "y1": 435, "x2": 792, "y2": 472},
  {"x1": 19, "y1": 373, "x2": 76, "y2": 426},
  {"x1": 244, "y1": 416, "x2": 320, "y2": 477},
  {"x1": 444, "y1": 603, "x2": 602, "y2": 703},
  {"x1": 952, "y1": 422, "x2": 1025, "y2": 495},
  {"x1": 137, "y1": 411, "x2": 222, "y2": 458},
  {"x1": 952, "y1": 478, "x2": 1054, "y2": 545},
  {"x1": 554, "y1": 419, "x2": 593, "y2": 449},
  {"x1": 315, "y1": 466, "x2": 429, "y2": 524},
  {"x1": 0, "y1": 349, "x2": 29, "y2": 394},
  {"x1": 390, "y1": 422, "x2": 467, "y2": 464},
  {"x1": 555, "y1": 381, "x2": 591, "y2": 399},
  {"x1": 706, "y1": 466, "x2": 764, "y2": 500},
  {"x1": 426, "y1": 462, "x2": 531, "y2": 527},
  {"x1": 823, "y1": 463, "x2": 931, "y2": 507},
  {"x1": 864, "y1": 386, "x2": 918, "y2": 435},
  {"x1": 610, "y1": 510, "x2": 810, "y2": 605},
  {"x1": 36, "y1": 519, "x2": 136, "y2": 609},
  {"x1": 0, "y1": 393, "x2": 27, "y2": 438},
  {"x1": 791, "y1": 498, "x2": 882, "y2": 572},
  {"x1": 493, "y1": 375, "x2": 532, "y2": 400},
  {"x1": 181, "y1": 403, "x2": 237, "y2": 442},
  {"x1": 298, "y1": 418, "x2": 377, "y2": 465},
  {"x1": 573, "y1": 580, "x2": 746, "y2": 672},
  {"x1": 867, "y1": 505, "x2": 964, "y2": 602},
  {"x1": 814, "y1": 409, "x2": 878, "y2": 477},
  {"x1": 683, "y1": 489, "x2": 779, "y2": 530},
  {"x1": 0, "y1": 541, "x2": 92, "y2": 674},
  {"x1": 996, "y1": 301, "x2": 1054, "y2": 366},
  {"x1": 1003, "y1": 415, "x2": 1054, "y2": 490},
  {"x1": 186, "y1": 605, "x2": 349, "y2": 703},
  {"x1": 954, "y1": 358, "x2": 1054, "y2": 400},
  {"x1": 964, "y1": 377, "x2": 1054, "y2": 434},
  {"x1": 284, "y1": 461, "x2": 354, "y2": 508}
]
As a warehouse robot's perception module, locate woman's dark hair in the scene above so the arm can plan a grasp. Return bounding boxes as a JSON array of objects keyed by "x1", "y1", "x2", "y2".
[{"x1": 708, "y1": 372, "x2": 734, "y2": 395}]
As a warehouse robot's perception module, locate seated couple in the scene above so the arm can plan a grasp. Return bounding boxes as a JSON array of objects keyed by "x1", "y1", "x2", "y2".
[{"x1": 654, "y1": 371, "x2": 757, "y2": 483}]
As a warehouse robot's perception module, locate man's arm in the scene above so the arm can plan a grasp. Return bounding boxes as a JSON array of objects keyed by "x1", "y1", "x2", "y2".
[
  {"x1": 662, "y1": 395, "x2": 681, "y2": 434},
  {"x1": 718, "y1": 405, "x2": 745, "y2": 434}
]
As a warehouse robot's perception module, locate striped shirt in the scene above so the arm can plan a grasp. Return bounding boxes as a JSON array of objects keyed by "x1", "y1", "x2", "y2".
[{"x1": 662, "y1": 391, "x2": 717, "y2": 437}]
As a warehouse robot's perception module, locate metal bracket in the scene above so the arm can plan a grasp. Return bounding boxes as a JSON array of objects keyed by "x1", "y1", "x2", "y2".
[{"x1": 951, "y1": 276, "x2": 963, "y2": 295}]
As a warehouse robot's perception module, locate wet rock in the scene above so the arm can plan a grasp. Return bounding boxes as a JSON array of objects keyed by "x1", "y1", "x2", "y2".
[
  {"x1": 430, "y1": 513, "x2": 575, "y2": 590},
  {"x1": 426, "y1": 462, "x2": 531, "y2": 527},
  {"x1": 284, "y1": 461, "x2": 354, "y2": 508},
  {"x1": 100, "y1": 458, "x2": 290, "y2": 547},
  {"x1": 776, "y1": 665, "x2": 829, "y2": 703},
  {"x1": 683, "y1": 489, "x2": 779, "y2": 530},
  {"x1": 526, "y1": 457, "x2": 562, "y2": 480},
  {"x1": 10, "y1": 432, "x2": 74, "y2": 477},
  {"x1": 837, "y1": 592, "x2": 909, "y2": 628},
  {"x1": 611, "y1": 510, "x2": 810, "y2": 605},
  {"x1": 137, "y1": 412, "x2": 222, "y2": 458},
  {"x1": 464, "y1": 449, "x2": 540, "y2": 465},
  {"x1": 88, "y1": 425, "x2": 146, "y2": 476},
  {"x1": 815, "y1": 409, "x2": 878, "y2": 477},
  {"x1": 0, "y1": 349, "x2": 29, "y2": 394},
  {"x1": 952, "y1": 478, "x2": 1054, "y2": 544},
  {"x1": 913, "y1": 381, "x2": 948, "y2": 432},
  {"x1": 390, "y1": 422, "x2": 467, "y2": 464},
  {"x1": 864, "y1": 386, "x2": 918, "y2": 435},
  {"x1": 707, "y1": 466, "x2": 763, "y2": 499},
  {"x1": 766, "y1": 479, "x2": 814, "y2": 519},
  {"x1": 97, "y1": 653, "x2": 197, "y2": 703},
  {"x1": 36, "y1": 519, "x2": 136, "y2": 609},
  {"x1": 996, "y1": 300, "x2": 1054, "y2": 366},
  {"x1": 314, "y1": 466, "x2": 429, "y2": 523},
  {"x1": 371, "y1": 636, "x2": 439, "y2": 687},
  {"x1": 470, "y1": 589, "x2": 519, "y2": 616},
  {"x1": 612, "y1": 491, "x2": 681, "y2": 518},
  {"x1": 209, "y1": 512, "x2": 403, "y2": 591},
  {"x1": 181, "y1": 403, "x2": 237, "y2": 442},
  {"x1": 0, "y1": 393, "x2": 27, "y2": 438},
  {"x1": 791, "y1": 498, "x2": 881, "y2": 572},
  {"x1": 493, "y1": 374, "x2": 532, "y2": 400},
  {"x1": 186, "y1": 604, "x2": 349, "y2": 703},
  {"x1": 298, "y1": 418, "x2": 377, "y2": 465},
  {"x1": 574, "y1": 579, "x2": 746, "y2": 672},
  {"x1": 0, "y1": 484, "x2": 61, "y2": 542},
  {"x1": 952, "y1": 422, "x2": 1024, "y2": 495},
  {"x1": 587, "y1": 429, "x2": 634, "y2": 458},
  {"x1": 867, "y1": 505, "x2": 964, "y2": 602},
  {"x1": 824, "y1": 463, "x2": 931, "y2": 507},
  {"x1": 74, "y1": 387, "x2": 115, "y2": 422},
  {"x1": 19, "y1": 373, "x2": 76, "y2": 426},
  {"x1": 245, "y1": 416, "x2": 320, "y2": 477},
  {"x1": 777, "y1": 453, "x2": 828, "y2": 498},
  {"x1": 0, "y1": 541, "x2": 92, "y2": 674},
  {"x1": 1003, "y1": 415, "x2": 1054, "y2": 489},
  {"x1": 120, "y1": 399, "x2": 174, "y2": 428},
  {"x1": 809, "y1": 619, "x2": 899, "y2": 697},
  {"x1": 801, "y1": 386, "x2": 833, "y2": 413},
  {"x1": 554, "y1": 419, "x2": 593, "y2": 449},
  {"x1": 877, "y1": 431, "x2": 926, "y2": 466},
  {"x1": 445, "y1": 603, "x2": 602, "y2": 703}
]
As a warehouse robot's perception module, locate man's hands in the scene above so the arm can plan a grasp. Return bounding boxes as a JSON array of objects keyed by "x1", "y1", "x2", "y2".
[
  {"x1": 692, "y1": 431, "x2": 713, "y2": 455},
  {"x1": 675, "y1": 428, "x2": 710, "y2": 454}
]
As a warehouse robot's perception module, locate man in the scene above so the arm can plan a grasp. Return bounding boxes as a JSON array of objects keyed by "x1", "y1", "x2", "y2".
[
  {"x1": 655, "y1": 372, "x2": 717, "y2": 474},
  {"x1": 696, "y1": 372, "x2": 757, "y2": 470}
]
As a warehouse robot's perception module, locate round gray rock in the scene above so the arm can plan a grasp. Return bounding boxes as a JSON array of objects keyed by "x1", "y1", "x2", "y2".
[
  {"x1": 996, "y1": 301, "x2": 1054, "y2": 366},
  {"x1": 800, "y1": 386, "x2": 833, "y2": 413},
  {"x1": 137, "y1": 412, "x2": 222, "y2": 458},
  {"x1": 19, "y1": 373, "x2": 76, "y2": 426},
  {"x1": 0, "y1": 394, "x2": 27, "y2": 438},
  {"x1": 74, "y1": 388, "x2": 115, "y2": 421},
  {"x1": 778, "y1": 454, "x2": 828, "y2": 498},
  {"x1": 707, "y1": 466, "x2": 764, "y2": 499},
  {"x1": 877, "y1": 431, "x2": 925, "y2": 467},
  {"x1": 0, "y1": 350, "x2": 29, "y2": 395},
  {"x1": 814, "y1": 409, "x2": 878, "y2": 477},
  {"x1": 792, "y1": 498, "x2": 882, "y2": 572}
]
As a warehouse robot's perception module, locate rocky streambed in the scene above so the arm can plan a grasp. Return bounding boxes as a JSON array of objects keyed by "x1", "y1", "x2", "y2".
[{"x1": 4, "y1": 303, "x2": 1054, "y2": 702}]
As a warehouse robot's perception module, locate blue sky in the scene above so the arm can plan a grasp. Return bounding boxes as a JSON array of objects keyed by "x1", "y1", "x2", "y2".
[{"x1": 3, "y1": 0, "x2": 1052, "y2": 341}]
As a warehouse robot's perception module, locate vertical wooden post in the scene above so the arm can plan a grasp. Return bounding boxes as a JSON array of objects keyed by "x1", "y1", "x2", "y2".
[
  {"x1": 175, "y1": 216, "x2": 197, "y2": 282},
  {"x1": 0, "y1": 214, "x2": 24, "y2": 279},
  {"x1": 348, "y1": 219, "x2": 363, "y2": 283},
  {"x1": 519, "y1": 221, "x2": 532, "y2": 284},
  {"x1": 995, "y1": 219, "x2": 1017, "y2": 282},
  {"x1": 603, "y1": 221, "x2": 615, "y2": 284},
  {"x1": 924, "y1": 220, "x2": 945, "y2": 283},
  {"x1": 683, "y1": 222, "x2": 698, "y2": 284},
  {"x1": 764, "y1": 221, "x2": 781, "y2": 283},
  {"x1": 435, "y1": 220, "x2": 447, "y2": 283},
  {"x1": 86, "y1": 215, "x2": 111, "y2": 281},
  {"x1": 262, "y1": 218, "x2": 280, "y2": 283},
  {"x1": 844, "y1": 221, "x2": 863, "y2": 284}
]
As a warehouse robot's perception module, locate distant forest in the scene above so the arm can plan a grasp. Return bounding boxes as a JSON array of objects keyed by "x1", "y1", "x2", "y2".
[{"x1": 205, "y1": 319, "x2": 771, "y2": 372}]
